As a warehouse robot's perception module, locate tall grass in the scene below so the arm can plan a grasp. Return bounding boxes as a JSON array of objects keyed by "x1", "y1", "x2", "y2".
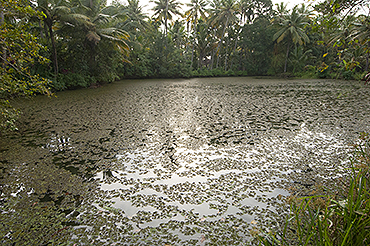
[{"x1": 259, "y1": 133, "x2": 370, "y2": 246}]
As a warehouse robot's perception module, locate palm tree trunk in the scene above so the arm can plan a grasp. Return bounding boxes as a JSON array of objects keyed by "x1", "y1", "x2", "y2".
[
  {"x1": 199, "y1": 52, "x2": 202, "y2": 68},
  {"x1": 1, "y1": 8, "x2": 6, "y2": 69},
  {"x1": 89, "y1": 46, "x2": 96, "y2": 75},
  {"x1": 210, "y1": 49, "x2": 215, "y2": 70},
  {"x1": 224, "y1": 37, "x2": 229, "y2": 71},
  {"x1": 165, "y1": 0, "x2": 168, "y2": 37},
  {"x1": 209, "y1": 29, "x2": 216, "y2": 70},
  {"x1": 190, "y1": 14, "x2": 197, "y2": 69},
  {"x1": 229, "y1": 36, "x2": 238, "y2": 70},
  {"x1": 284, "y1": 42, "x2": 290, "y2": 73},
  {"x1": 39, "y1": 19, "x2": 44, "y2": 39},
  {"x1": 48, "y1": 23, "x2": 59, "y2": 75},
  {"x1": 366, "y1": 41, "x2": 369, "y2": 72},
  {"x1": 216, "y1": 17, "x2": 229, "y2": 68}
]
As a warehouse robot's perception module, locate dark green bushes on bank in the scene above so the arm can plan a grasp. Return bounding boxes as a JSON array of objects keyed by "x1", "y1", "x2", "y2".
[{"x1": 54, "y1": 73, "x2": 96, "y2": 90}]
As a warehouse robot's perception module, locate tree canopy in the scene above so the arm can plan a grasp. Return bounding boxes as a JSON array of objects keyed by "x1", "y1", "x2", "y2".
[{"x1": 1, "y1": 0, "x2": 370, "y2": 130}]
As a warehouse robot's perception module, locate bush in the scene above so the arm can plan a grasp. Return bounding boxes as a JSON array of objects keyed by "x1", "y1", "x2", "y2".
[
  {"x1": 342, "y1": 70, "x2": 355, "y2": 80},
  {"x1": 53, "y1": 73, "x2": 96, "y2": 90}
]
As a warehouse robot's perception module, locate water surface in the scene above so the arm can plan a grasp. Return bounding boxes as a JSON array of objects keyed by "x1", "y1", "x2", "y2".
[{"x1": 1, "y1": 77, "x2": 369, "y2": 245}]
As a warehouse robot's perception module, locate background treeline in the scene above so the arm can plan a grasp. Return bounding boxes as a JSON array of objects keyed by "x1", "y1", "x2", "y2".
[{"x1": 1, "y1": 0, "x2": 370, "y2": 92}]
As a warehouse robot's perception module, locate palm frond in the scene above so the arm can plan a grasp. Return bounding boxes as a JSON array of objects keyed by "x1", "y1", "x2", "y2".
[{"x1": 86, "y1": 30, "x2": 101, "y2": 44}]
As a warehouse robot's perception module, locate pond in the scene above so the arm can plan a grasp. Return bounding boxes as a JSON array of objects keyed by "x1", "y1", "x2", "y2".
[{"x1": 1, "y1": 77, "x2": 370, "y2": 245}]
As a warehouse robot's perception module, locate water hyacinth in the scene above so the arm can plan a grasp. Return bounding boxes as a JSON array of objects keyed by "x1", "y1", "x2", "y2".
[{"x1": 0, "y1": 78, "x2": 369, "y2": 244}]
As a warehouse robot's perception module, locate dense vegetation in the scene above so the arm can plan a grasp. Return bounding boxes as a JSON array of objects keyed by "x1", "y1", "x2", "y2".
[{"x1": 1, "y1": 0, "x2": 370, "y2": 128}]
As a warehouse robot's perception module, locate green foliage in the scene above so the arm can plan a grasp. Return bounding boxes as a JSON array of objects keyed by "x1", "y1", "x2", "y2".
[
  {"x1": 192, "y1": 67, "x2": 234, "y2": 77},
  {"x1": 152, "y1": 0, "x2": 183, "y2": 36},
  {"x1": 0, "y1": 0, "x2": 52, "y2": 131},
  {"x1": 289, "y1": 46, "x2": 316, "y2": 74},
  {"x1": 258, "y1": 133, "x2": 370, "y2": 246},
  {"x1": 120, "y1": 30, "x2": 191, "y2": 78},
  {"x1": 56, "y1": 73, "x2": 96, "y2": 90},
  {"x1": 239, "y1": 18, "x2": 275, "y2": 75}
]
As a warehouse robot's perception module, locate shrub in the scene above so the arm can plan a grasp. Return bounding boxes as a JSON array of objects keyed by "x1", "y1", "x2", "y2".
[{"x1": 53, "y1": 73, "x2": 96, "y2": 90}]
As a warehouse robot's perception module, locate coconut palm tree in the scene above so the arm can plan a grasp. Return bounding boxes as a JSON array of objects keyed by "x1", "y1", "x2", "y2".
[
  {"x1": 273, "y1": 4, "x2": 310, "y2": 73},
  {"x1": 72, "y1": 0, "x2": 130, "y2": 71},
  {"x1": 351, "y1": 15, "x2": 370, "y2": 71},
  {"x1": 195, "y1": 18, "x2": 217, "y2": 68},
  {"x1": 122, "y1": 0, "x2": 149, "y2": 35},
  {"x1": 329, "y1": 15, "x2": 355, "y2": 49},
  {"x1": 37, "y1": 0, "x2": 72, "y2": 75},
  {"x1": 185, "y1": 0, "x2": 208, "y2": 67},
  {"x1": 274, "y1": 2, "x2": 288, "y2": 18},
  {"x1": 37, "y1": 0, "x2": 100, "y2": 75},
  {"x1": 151, "y1": 0, "x2": 182, "y2": 37},
  {"x1": 289, "y1": 46, "x2": 315, "y2": 73},
  {"x1": 208, "y1": 0, "x2": 238, "y2": 68},
  {"x1": 169, "y1": 20, "x2": 187, "y2": 49},
  {"x1": 238, "y1": 0, "x2": 273, "y2": 25}
]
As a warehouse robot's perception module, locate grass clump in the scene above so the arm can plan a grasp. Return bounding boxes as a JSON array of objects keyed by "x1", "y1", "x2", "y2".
[{"x1": 259, "y1": 132, "x2": 370, "y2": 246}]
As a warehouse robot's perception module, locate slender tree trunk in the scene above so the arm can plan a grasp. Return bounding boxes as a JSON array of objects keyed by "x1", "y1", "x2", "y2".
[
  {"x1": 165, "y1": 0, "x2": 168, "y2": 37},
  {"x1": 39, "y1": 19, "x2": 44, "y2": 39},
  {"x1": 89, "y1": 46, "x2": 96, "y2": 75},
  {"x1": 198, "y1": 52, "x2": 202, "y2": 69},
  {"x1": 209, "y1": 29, "x2": 216, "y2": 70},
  {"x1": 190, "y1": 14, "x2": 197, "y2": 69},
  {"x1": 366, "y1": 41, "x2": 369, "y2": 72},
  {"x1": 224, "y1": 38, "x2": 229, "y2": 71},
  {"x1": 284, "y1": 42, "x2": 290, "y2": 73},
  {"x1": 210, "y1": 50, "x2": 215, "y2": 70},
  {"x1": 229, "y1": 35, "x2": 238, "y2": 70},
  {"x1": 1, "y1": 8, "x2": 6, "y2": 69},
  {"x1": 48, "y1": 23, "x2": 58, "y2": 75},
  {"x1": 216, "y1": 17, "x2": 229, "y2": 68}
]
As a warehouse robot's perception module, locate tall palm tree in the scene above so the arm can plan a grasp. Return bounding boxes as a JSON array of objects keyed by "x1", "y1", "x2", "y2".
[
  {"x1": 151, "y1": 0, "x2": 182, "y2": 36},
  {"x1": 169, "y1": 20, "x2": 186, "y2": 49},
  {"x1": 195, "y1": 18, "x2": 216, "y2": 68},
  {"x1": 185, "y1": 0, "x2": 208, "y2": 67},
  {"x1": 273, "y1": 4, "x2": 310, "y2": 73},
  {"x1": 37, "y1": 0, "x2": 71, "y2": 75},
  {"x1": 351, "y1": 15, "x2": 370, "y2": 71},
  {"x1": 59, "y1": 0, "x2": 130, "y2": 73},
  {"x1": 37, "y1": 0, "x2": 97, "y2": 75},
  {"x1": 209, "y1": 0, "x2": 239, "y2": 68},
  {"x1": 122, "y1": 0, "x2": 149, "y2": 34},
  {"x1": 238, "y1": 0, "x2": 273, "y2": 25},
  {"x1": 273, "y1": 2, "x2": 288, "y2": 18}
]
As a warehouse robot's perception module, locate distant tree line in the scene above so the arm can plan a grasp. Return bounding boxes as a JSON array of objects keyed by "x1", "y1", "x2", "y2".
[{"x1": 1, "y1": 0, "x2": 370, "y2": 128}]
